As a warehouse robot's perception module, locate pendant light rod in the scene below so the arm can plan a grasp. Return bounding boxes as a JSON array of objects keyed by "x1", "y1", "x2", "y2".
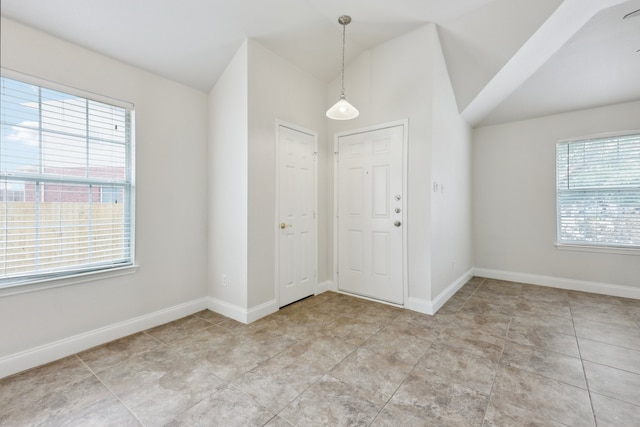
[{"x1": 338, "y1": 15, "x2": 351, "y2": 97}]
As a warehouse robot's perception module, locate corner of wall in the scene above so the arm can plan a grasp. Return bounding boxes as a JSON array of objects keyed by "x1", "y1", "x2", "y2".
[{"x1": 207, "y1": 40, "x2": 250, "y2": 309}]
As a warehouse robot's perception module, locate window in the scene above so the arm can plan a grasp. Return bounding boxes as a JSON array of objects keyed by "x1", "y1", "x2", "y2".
[
  {"x1": 556, "y1": 132, "x2": 640, "y2": 250},
  {"x1": 0, "y1": 73, "x2": 134, "y2": 287}
]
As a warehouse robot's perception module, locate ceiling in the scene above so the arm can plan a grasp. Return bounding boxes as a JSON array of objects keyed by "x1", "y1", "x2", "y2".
[{"x1": 1, "y1": 0, "x2": 639, "y2": 126}]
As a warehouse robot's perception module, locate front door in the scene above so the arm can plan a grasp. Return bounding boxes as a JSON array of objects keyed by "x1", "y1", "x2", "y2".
[
  {"x1": 277, "y1": 123, "x2": 317, "y2": 307},
  {"x1": 337, "y1": 124, "x2": 404, "y2": 304}
]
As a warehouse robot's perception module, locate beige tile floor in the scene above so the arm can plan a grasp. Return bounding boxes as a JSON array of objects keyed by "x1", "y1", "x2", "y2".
[{"x1": 2, "y1": 277, "x2": 640, "y2": 426}]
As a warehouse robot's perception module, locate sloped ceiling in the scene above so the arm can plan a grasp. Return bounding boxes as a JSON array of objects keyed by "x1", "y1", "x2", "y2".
[
  {"x1": 1, "y1": 0, "x2": 639, "y2": 127},
  {"x1": 481, "y1": 0, "x2": 640, "y2": 125},
  {"x1": 437, "y1": 0, "x2": 565, "y2": 114}
]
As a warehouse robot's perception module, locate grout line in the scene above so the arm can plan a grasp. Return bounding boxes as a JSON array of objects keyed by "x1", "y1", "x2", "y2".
[
  {"x1": 570, "y1": 302, "x2": 598, "y2": 427},
  {"x1": 368, "y1": 335, "x2": 437, "y2": 425},
  {"x1": 172, "y1": 383, "x2": 230, "y2": 423},
  {"x1": 269, "y1": 343, "x2": 359, "y2": 425},
  {"x1": 272, "y1": 307, "x2": 403, "y2": 425},
  {"x1": 76, "y1": 355, "x2": 147, "y2": 427},
  {"x1": 192, "y1": 310, "x2": 228, "y2": 327},
  {"x1": 230, "y1": 303, "x2": 365, "y2": 423},
  {"x1": 141, "y1": 329, "x2": 169, "y2": 347},
  {"x1": 479, "y1": 315, "x2": 512, "y2": 424},
  {"x1": 589, "y1": 390, "x2": 640, "y2": 409},
  {"x1": 262, "y1": 414, "x2": 294, "y2": 427}
]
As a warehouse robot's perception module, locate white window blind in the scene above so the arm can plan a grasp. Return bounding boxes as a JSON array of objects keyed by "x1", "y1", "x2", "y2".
[
  {"x1": 556, "y1": 133, "x2": 640, "y2": 249},
  {"x1": 0, "y1": 74, "x2": 134, "y2": 287}
]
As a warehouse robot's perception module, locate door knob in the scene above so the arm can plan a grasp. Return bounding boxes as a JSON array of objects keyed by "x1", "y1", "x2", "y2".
[
  {"x1": 394, "y1": 221, "x2": 401, "y2": 227},
  {"x1": 280, "y1": 223, "x2": 293, "y2": 229}
]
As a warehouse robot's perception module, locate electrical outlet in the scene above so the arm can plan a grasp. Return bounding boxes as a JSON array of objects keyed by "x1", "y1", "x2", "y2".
[{"x1": 222, "y1": 274, "x2": 227, "y2": 286}]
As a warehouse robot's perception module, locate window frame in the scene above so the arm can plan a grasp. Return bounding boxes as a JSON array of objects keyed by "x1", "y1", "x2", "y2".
[
  {"x1": 555, "y1": 130, "x2": 640, "y2": 255},
  {"x1": 0, "y1": 68, "x2": 137, "y2": 292}
]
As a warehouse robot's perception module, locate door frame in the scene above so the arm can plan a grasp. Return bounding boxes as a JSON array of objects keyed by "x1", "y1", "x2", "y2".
[
  {"x1": 333, "y1": 119, "x2": 409, "y2": 306},
  {"x1": 274, "y1": 119, "x2": 319, "y2": 308}
]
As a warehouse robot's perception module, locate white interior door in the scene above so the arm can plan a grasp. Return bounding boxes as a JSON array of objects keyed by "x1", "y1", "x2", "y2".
[
  {"x1": 337, "y1": 125, "x2": 404, "y2": 304},
  {"x1": 277, "y1": 124, "x2": 317, "y2": 307}
]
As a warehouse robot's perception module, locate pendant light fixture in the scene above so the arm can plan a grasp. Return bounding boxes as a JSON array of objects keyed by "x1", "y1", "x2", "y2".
[{"x1": 326, "y1": 15, "x2": 359, "y2": 120}]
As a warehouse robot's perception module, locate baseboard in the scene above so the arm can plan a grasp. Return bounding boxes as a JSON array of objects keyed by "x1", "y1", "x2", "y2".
[
  {"x1": 431, "y1": 268, "x2": 475, "y2": 313},
  {"x1": 0, "y1": 297, "x2": 208, "y2": 379},
  {"x1": 316, "y1": 280, "x2": 332, "y2": 295},
  {"x1": 474, "y1": 268, "x2": 640, "y2": 300},
  {"x1": 246, "y1": 299, "x2": 278, "y2": 323},
  {"x1": 206, "y1": 297, "x2": 248, "y2": 323},
  {"x1": 206, "y1": 297, "x2": 278, "y2": 324},
  {"x1": 405, "y1": 296, "x2": 434, "y2": 315},
  {"x1": 404, "y1": 268, "x2": 474, "y2": 316}
]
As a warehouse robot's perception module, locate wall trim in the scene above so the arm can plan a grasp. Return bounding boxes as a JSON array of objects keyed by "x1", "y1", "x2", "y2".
[
  {"x1": 404, "y1": 269, "x2": 474, "y2": 316},
  {"x1": 206, "y1": 297, "x2": 278, "y2": 324},
  {"x1": 0, "y1": 265, "x2": 138, "y2": 298},
  {"x1": 326, "y1": 279, "x2": 338, "y2": 292},
  {"x1": 431, "y1": 268, "x2": 475, "y2": 313},
  {"x1": 0, "y1": 297, "x2": 208, "y2": 379},
  {"x1": 405, "y1": 296, "x2": 434, "y2": 315},
  {"x1": 206, "y1": 297, "x2": 248, "y2": 323},
  {"x1": 316, "y1": 280, "x2": 332, "y2": 294},
  {"x1": 474, "y1": 268, "x2": 640, "y2": 300},
  {"x1": 247, "y1": 299, "x2": 278, "y2": 323}
]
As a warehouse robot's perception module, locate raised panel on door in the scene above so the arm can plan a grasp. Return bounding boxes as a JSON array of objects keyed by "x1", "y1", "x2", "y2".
[
  {"x1": 371, "y1": 232, "x2": 390, "y2": 278},
  {"x1": 337, "y1": 125, "x2": 404, "y2": 305},
  {"x1": 371, "y1": 165, "x2": 390, "y2": 218},
  {"x1": 284, "y1": 233, "x2": 295, "y2": 285}
]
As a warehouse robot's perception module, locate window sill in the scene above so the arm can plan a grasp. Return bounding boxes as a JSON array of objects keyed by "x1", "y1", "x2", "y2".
[
  {"x1": 555, "y1": 243, "x2": 640, "y2": 256},
  {"x1": 0, "y1": 265, "x2": 139, "y2": 298}
]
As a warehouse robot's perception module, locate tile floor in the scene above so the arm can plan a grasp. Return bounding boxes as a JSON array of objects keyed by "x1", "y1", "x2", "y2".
[{"x1": 2, "y1": 277, "x2": 640, "y2": 426}]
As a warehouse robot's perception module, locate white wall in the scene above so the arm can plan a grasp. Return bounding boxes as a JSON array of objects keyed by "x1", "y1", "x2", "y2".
[
  {"x1": 327, "y1": 25, "x2": 434, "y2": 303},
  {"x1": 246, "y1": 40, "x2": 327, "y2": 308},
  {"x1": 0, "y1": 18, "x2": 209, "y2": 361},
  {"x1": 327, "y1": 24, "x2": 473, "y2": 308},
  {"x1": 208, "y1": 42, "x2": 249, "y2": 309},
  {"x1": 208, "y1": 40, "x2": 328, "y2": 313},
  {"x1": 473, "y1": 100, "x2": 640, "y2": 293},
  {"x1": 430, "y1": 28, "x2": 474, "y2": 299}
]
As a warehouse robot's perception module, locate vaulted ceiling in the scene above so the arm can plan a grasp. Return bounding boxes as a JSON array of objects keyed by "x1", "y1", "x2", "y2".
[{"x1": 2, "y1": 0, "x2": 639, "y2": 126}]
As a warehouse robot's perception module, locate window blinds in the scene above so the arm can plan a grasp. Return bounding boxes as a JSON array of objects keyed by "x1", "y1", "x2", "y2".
[
  {"x1": 0, "y1": 75, "x2": 134, "y2": 286},
  {"x1": 556, "y1": 133, "x2": 640, "y2": 248}
]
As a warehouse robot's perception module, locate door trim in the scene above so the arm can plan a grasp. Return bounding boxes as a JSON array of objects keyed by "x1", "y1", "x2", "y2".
[
  {"x1": 274, "y1": 120, "x2": 318, "y2": 308},
  {"x1": 333, "y1": 119, "x2": 409, "y2": 306}
]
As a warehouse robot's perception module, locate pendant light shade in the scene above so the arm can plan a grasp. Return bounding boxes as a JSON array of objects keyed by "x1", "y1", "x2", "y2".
[
  {"x1": 326, "y1": 94, "x2": 359, "y2": 120},
  {"x1": 326, "y1": 15, "x2": 359, "y2": 120}
]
